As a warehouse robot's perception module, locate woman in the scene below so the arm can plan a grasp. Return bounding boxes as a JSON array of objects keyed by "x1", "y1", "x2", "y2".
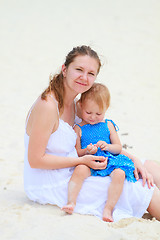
[{"x1": 24, "y1": 45, "x2": 160, "y2": 222}]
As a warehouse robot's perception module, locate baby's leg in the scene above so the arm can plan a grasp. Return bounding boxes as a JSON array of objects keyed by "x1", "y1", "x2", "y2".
[
  {"x1": 62, "y1": 165, "x2": 91, "y2": 214},
  {"x1": 103, "y1": 168, "x2": 125, "y2": 222}
]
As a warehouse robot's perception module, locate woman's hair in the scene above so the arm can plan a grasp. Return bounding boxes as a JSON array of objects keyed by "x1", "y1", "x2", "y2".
[
  {"x1": 41, "y1": 45, "x2": 101, "y2": 113},
  {"x1": 79, "y1": 83, "x2": 110, "y2": 111}
]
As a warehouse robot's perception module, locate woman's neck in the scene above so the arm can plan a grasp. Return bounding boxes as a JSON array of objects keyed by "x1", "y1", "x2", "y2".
[
  {"x1": 61, "y1": 103, "x2": 75, "y2": 126},
  {"x1": 60, "y1": 81, "x2": 78, "y2": 126},
  {"x1": 60, "y1": 93, "x2": 77, "y2": 126},
  {"x1": 63, "y1": 80, "x2": 78, "y2": 106}
]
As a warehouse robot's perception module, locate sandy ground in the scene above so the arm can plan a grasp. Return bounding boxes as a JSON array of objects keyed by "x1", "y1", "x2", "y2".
[{"x1": 0, "y1": 0, "x2": 160, "y2": 239}]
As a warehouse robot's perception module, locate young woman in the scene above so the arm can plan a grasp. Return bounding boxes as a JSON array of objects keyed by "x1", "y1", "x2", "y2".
[{"x1": 24, "y1": 45, "x2": 160, "y2": 222}]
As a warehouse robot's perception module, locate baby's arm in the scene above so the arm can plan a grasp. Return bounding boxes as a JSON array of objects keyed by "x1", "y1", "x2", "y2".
[
  {"x1": 74, "y1": 125, "x2": 98, "y2": 156},
  {"x1": 96, "y1": 121, "x2": 122, "y2": 154},
  {"x1": 74, "y1": 125, "x2": 88, "y2": 156}
]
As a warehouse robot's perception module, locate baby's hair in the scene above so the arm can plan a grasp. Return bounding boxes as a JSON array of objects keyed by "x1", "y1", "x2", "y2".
[{"x1": 79, "y1": 83, "x2": 110, "y2": 111}]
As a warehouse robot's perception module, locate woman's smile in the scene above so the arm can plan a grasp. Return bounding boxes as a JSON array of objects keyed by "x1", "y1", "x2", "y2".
[{"x1": 75, "y1": 81, "x2": 87, "y2": 86}]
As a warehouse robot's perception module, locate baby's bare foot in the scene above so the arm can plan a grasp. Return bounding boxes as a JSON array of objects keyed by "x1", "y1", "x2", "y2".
[
  {"x1": 102, "y1": 208, "x2": 114, "y2": 222},
  {"x1": 62, "y1": 203, "x2": 75, "y2": 214}
]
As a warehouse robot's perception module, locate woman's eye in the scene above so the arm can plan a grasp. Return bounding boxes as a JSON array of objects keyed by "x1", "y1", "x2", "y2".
[
  {"x1": 76, "y1": 68, "x2": 82, "y2": 71},
  {"x1": 89, "y1": 72, "x2": 95, "y2": 76}
]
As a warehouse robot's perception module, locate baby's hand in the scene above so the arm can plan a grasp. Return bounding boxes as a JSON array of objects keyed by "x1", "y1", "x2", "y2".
[
  {"x1": 87, "y1": 143, "x2": 98, "y2": 154},
  {"x1": 96, "y1": 141, "x2": 109, "y2": 151}
]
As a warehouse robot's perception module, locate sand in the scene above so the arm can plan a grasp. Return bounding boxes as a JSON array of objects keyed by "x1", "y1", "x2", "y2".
[{"x1": 0, "y1": 0, "x2": 160, "y2": 239}]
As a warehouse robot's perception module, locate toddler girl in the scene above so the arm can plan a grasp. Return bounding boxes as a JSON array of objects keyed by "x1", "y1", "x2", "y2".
[{"x1": 62, "y1": 83, "x2": 137, "y2": 222}]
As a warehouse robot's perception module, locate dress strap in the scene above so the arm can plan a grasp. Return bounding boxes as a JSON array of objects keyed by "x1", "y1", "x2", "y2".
[
  {"x1": 25, "y1": 110, "x2": 32, "y2": 129},
  {"x1": 76, "y1": 124, "x2": 82, "y2": 129},
  {"x1": 105, "y1": 119, "x2": 119, "y2": 131},
  {"x1": 48, "y1": 95, "x2": 59, "y2": 115}
]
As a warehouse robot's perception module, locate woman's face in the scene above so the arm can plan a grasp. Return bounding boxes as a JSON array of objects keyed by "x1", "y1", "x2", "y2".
[{"x1": 62, "y1": 55, "x2": 99, "y2": 94}]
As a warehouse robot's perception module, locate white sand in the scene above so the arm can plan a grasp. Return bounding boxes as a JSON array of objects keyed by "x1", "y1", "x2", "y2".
[{"x1": 0, "y1": 0, "x2": 160, "y2": 239}]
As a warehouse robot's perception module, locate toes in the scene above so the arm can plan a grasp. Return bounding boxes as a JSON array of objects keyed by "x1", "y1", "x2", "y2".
[{"x1": 62, "y1": 204, "x2": 74, "y2": 214}]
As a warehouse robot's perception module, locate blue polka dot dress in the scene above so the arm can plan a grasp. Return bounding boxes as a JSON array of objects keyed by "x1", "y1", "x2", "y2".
[{"x1": 77, "y1": 119, "x2": 136, "y2": 182}]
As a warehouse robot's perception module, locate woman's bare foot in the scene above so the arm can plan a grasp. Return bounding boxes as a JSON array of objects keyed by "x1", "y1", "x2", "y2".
[
  {"x1": 102, "y1": 208, "x2": 114, "y2": 222},
  {"x1": 62, "y1": 203, "x2": 75, "y2": 214}
]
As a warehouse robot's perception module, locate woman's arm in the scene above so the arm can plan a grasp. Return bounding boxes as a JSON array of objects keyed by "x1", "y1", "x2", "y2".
[
  {"x1": 96, "y1": 121, "x2": 122, "y2": 154},
  {"x1": 28, "y1": 98, "x2": 107, "y2": 170}
]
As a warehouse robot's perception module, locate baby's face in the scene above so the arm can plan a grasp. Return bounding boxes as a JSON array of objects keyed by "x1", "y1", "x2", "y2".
[{"x1": 81, "y1": 99, "x2": 106, "y2": 125}]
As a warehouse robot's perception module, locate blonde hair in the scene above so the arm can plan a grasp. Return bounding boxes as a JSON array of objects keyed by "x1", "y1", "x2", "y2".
[
  {"x1": 79, "y1": 83, "x2": 110, "y2": 111},
  {"x1": 41, "y1": 45, "x2": 101, "y2": 114}
]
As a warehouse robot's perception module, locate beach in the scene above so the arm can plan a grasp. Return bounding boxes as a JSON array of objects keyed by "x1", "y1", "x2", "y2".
[{"x1": 0, "y1": 0, "x2": 160, "y2": 239}]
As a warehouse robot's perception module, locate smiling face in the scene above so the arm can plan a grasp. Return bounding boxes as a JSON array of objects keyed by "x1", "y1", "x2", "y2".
[
  {"x1": 62, "y1": 55, "x2": 99, "y2": 95},
  {"x1": 81, "y1": 99, "x2": 107, "y2": 125}
]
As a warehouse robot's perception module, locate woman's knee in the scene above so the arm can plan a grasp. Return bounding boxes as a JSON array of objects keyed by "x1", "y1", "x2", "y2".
[{"x1": 147, "y1": 186, "x2": 160, "y2": 221}]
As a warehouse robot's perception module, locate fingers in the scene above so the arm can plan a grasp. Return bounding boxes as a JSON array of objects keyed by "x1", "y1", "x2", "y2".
[
  {"x1": 137, "y1": 167, "x2": 147, "y2": 186},
  {"x1": 87, "y1": 145, "x2": 98, "y2": 154},
  {"x1": 93, "y1": 156, "x2": 106, "y2": 162},
  {"x1": 101, "y1": 146, "x2": 108, "y2": 151},
  {"x1": 87, "y1": 144, "x2": 92, "y2": 151},
  {"x1": 142, "y1": 172, "x2": 147, "y2": 187},
  {"x1": 92, "y1": 146, "x2": 97, "y2": 151},
  {"x1": 146, "y1": 173, "x2": 154, "y2": 189},
  {"x1": 96, "y1": 141, "x2": 108, "y2": 151},
  {"x1": 147, "y1": 179, "x2": 151, "y2": 189},
  {"x1": 94, "y1": 157, "x2": 108, "y2": 169},
  {"x1": 141, "y1": 170, "x2": 151, "y2": 188},
  {"x1": 134, "y1": 168, "x2": 139, "y2": 181},
  {"x1": 95, "y1": 162, "x2": 107, "y2": 169},
  {"x1": 137, "y1": 166, "x2": 154, "y2": 189},
  {"x1": 150, "y1": 174, "x2": 154, "y2": 187}
]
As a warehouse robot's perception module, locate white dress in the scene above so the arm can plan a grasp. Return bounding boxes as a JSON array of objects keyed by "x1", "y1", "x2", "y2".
[{"x1": 24, "y1": 101, "x2": 154, "y2": 222}]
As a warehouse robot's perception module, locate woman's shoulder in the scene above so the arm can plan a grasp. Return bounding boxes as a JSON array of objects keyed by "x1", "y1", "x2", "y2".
[
  {"x1": 35, "y1": 95, "x2": 58, "y2": 114},
  {"x1": 26, "y1": 95, "x2": 59, "y2": 135},
  {"x1": 28, "y1": 96, "x2": 59, "y2": 129}
]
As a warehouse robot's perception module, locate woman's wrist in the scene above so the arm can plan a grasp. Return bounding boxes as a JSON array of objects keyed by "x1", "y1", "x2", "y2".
[
  {"x1": 79, "y1": 156, "x2": 86, "y2": 165},
  {"x1": 131, "y1": 156, "x2": 141, "y2": 165}
]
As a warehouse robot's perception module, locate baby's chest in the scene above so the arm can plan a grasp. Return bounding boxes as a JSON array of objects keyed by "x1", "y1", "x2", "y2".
[{"x1": 81, "y1": 126, "x2": 110, "y2": 145}]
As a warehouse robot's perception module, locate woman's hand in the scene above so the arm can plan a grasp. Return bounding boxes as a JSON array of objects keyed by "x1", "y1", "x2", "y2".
[
  {"x1": 81, "y1": 155, "x2": 107, "y2": 170},
  {"x1": 120, "y1": 150, "x2": 154, "y2": 189},
  {"x1": 134, "y1": 157, "x2": 154, "y2": 188}
]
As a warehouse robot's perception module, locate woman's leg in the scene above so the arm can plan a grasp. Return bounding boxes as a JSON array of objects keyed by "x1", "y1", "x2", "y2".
[
  {"x1": 103, "y1": 168, "x2": 125, "y2": 222},
  {"x1": 62, "y1": 165, "x2": 91, "y2": 214},
  {"x1": 147, "y1": 186, "x2": 160, "y2": 220},
  {"x1": 144, "y1": 160, "x2": 160, "y2": 189}
]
